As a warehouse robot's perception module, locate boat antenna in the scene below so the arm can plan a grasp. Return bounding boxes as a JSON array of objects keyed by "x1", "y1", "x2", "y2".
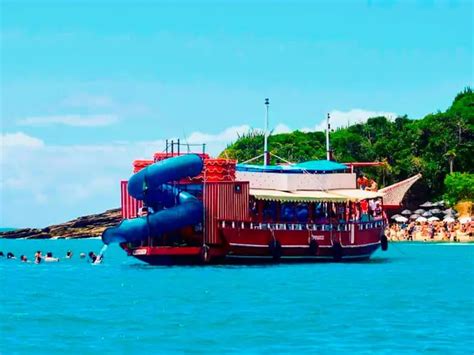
[
  {"x1": 326, "y1": 113, "x2": 331, "y2": 161},
  {"x1": 264, "y1": 98, "x2": 270, "y2": 166}
]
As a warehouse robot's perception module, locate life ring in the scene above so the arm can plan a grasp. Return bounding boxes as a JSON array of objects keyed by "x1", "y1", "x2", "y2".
[
  {"x1": 268, "y1": 239, "x2": 282, "y2": 260},
  {"x1": 380, "y1": 234, "x2": 388, "y2": 251},
  {"x1": 308, "y1": 239, "x2": 319, "y2": 255},
  {"x1": 332, "y1": 241, "x2": 343, "y2": 261},
  {"x1": 201, "y1": 245, "x2": 211, "y2": 263}
]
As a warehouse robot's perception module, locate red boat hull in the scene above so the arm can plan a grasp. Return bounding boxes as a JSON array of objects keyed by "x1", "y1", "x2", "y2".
[{"x1": 120, "y1": 222, "x2": 385, "y2": 265}]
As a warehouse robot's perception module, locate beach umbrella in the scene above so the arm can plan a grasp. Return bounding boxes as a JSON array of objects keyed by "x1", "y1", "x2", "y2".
[
  {"x1": 391, "y1": 214, "x2": 402, "y2": 220},
  {"x1": 416, "y1": 216, "x2": 428, "y2": 223},
  {"x1": 436, "y1": 200, "x2": 445, "y2": 207},
  {"x1": 428, "y1": 216, "x2": 439, "y2": 222},
  {"x1": 422, "y1": 211, "x2": 432, "y2": 217},
  {"x1": 429, "y1": 208, "x2": 442, "y2": 214},
  {"x1": 401, "y1": 209, "x2": 412, "y2": 215},
  {"x1": 459, "y1": 216, "x2": 472, "y2": 224},
  {"x1": 443, "y1": 208, "x2": 456, "y2": 215},
  {"x1": 395, "y1": 216, "x2": 408, "y2": 223},
  {"x1": 443, "y1": 216, "x2": 455, "y2": 223},
  {"x1": 420, "y1": 201, "x2": 433, "y2": 208},
  {"x1": 410, "y1": 214, "x2": 420, "y2": 220},
  {"x1": 414, "y1": 209, "x2": 425, "y2": 214}
]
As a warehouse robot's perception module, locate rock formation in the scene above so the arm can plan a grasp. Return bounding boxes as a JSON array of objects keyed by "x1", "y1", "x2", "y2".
[{"x1": 0, "y1": 208, "x2": 121, "y2": 239}]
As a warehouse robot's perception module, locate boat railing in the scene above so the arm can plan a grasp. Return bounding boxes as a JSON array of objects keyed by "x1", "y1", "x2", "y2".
[{"x1": 219, "y1": 220, "x2": 384, "y2": 231}]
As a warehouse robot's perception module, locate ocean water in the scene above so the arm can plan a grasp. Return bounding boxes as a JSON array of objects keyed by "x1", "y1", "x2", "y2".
[{"x1": 1, "y1": 240, "x2": 473, "y2": 354}]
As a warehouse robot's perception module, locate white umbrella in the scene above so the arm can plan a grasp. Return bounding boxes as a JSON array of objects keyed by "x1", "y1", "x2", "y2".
[
  {"x1": 443, "y1": 208, "x2": 456, "y2": 215},
  {"x1": 420, "y1": 202, "x2": 433, "y2": 208},
  {"x1": 395, "y1": 216, "x2": 408, "y2": 223},
  {"x1": 459, "y1": 216, "x2": 472, "y2": 224},
  {"x1": 391, "y1": 214, "x2": 402, "y2": 220},
  {"x1": 428, "y1": 216, "x2": 439, "y2": 222},
  {"x1": 401, "y1": 209, "x2": 412, "y2": 215},
  {"x1": 416, "y1": 216, "x2": 428, "y2": 223},
  {"x1": 443, "y1": 216, "x2": 455, "y2": 223}
]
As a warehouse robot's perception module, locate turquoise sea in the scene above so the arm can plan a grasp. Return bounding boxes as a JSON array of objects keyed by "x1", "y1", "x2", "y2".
[{"x1": 1, "y1": 240, "x2": 473, "y2": 354}]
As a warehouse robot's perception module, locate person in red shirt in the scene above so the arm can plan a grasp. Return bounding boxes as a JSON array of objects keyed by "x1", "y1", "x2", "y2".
[{"x1": 360, "y1": 199, "x2": 369, "y2": 222}]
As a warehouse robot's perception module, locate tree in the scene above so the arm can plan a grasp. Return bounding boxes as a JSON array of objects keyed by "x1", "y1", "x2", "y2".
[{"x1": 443, "y1": 173, "x2": 474, "y2": 205}]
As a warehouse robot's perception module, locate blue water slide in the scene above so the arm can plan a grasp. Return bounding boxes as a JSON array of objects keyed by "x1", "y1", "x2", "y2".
[
  {"x1": 102, "y1": 155, "x2": 204, "y2": 245},
  {"x1": 128, "y1": 154, "x2": 203, "y2": 200}
]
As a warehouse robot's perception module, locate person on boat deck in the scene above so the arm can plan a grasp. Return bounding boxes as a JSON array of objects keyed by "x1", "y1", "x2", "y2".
[
  {"x1": 66, "y1": 250, "x2": 73, "y2": 259},
  {"x1": 7, "y1": 252, "x2": 15, "y2": 259},
  {"x1": 34, "y1": 251, "x2": 42, "y2": 264},
  {"x1": 357, "y1": 175, "x2": 369, "y2": 190},
  {"x1": 44, "y1": 252, "x2": 60, "y2": 262},
  {"x1": 360, "y1": 199, "x2": 370, "y2": 222},
  {"x1": 20, "y1": 255, "x2": 29, "y2": 263},
  {"x1": 373, "y1": 201, "x2": 383, "y2": 219},
  {"x1": 366, "y1": 179, "x2": 378, "y2": 192}
]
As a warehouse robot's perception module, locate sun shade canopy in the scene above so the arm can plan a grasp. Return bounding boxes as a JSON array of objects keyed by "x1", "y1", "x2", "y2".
[
  {"x1": 249, "y1": 188, "x2": 383, "y2": 202},
  {"x1": 237, "y1": 160, "x2": 348, "y2": 173}
]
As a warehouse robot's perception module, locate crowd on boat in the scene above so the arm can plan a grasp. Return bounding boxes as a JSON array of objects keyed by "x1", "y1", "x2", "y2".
[
  {"x1": 252, "y1": 198, "x2": 385, "y2": 225},
  {"x1": 0, "y1": 250, "x2": 103, "y2": 264}
]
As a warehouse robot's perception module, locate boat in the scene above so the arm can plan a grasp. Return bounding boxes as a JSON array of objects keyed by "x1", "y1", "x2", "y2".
[{"x1": 102, "y1": 103, "x2": 420, "y2": 265}]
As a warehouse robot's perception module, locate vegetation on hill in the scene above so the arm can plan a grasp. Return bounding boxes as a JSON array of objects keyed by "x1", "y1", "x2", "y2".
[{"x1": 220, "y1": 88, "x2": 474, "y2": 204}]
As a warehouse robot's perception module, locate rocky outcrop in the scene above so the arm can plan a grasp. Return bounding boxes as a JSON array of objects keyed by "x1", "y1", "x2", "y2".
[{"x1": 0, "y1": 208, "x2": 122, "y2": 239}]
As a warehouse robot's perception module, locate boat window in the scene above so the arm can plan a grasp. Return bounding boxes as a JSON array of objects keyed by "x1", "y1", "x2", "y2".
[
  {"x1": 263, "y1": 201, "x2": 277, "y2": 221},
  {"x1": 280, "y1": 203, "x2": 295, "y2": 222},
  {"x1": 296, "y1": 203, "x2": 309, "y2": 223}
]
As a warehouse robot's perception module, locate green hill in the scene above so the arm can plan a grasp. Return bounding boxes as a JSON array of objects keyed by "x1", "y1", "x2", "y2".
[{"x1": 220, "y1": 88, "x2": 474, "y2": 203}]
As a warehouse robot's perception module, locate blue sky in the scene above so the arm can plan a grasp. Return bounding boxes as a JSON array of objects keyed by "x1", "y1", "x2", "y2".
[{"x1": 1, "y1": 0, "x2": 472, "y2": 227}]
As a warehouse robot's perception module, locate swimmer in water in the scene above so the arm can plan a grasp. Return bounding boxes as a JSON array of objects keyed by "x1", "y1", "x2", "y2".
[
  {"x1": 88, "y1": 251, "x2": 103, "y2": 264},
  {"x1": 79, "y1": 252, "x2": 86, "y2": 259},
  {"x1": 7, "y1": 252, "x2": 15, "y2": 259},
  {"x1": 66, "y1": 250, "x2": 73, "y2": 259},
  {"x1": 0, "y1": 251, "x2": 4, "y2": 257},
  {"x1": 20, "y1": 255, "x2": 29, "y2": 263},
  {"x1": 34, "y1": 251, "x2": 42, "y2": 264},
  {"x1": 44, "y1": 252, "x2": 60, "y2": 262}
]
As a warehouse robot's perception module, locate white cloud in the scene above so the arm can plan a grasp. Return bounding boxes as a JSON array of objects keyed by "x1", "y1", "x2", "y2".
[
  {"x1": 17, "y1": 114, "x2": 118, "y2": 127},
  {"x1": 0, "y1": 132, "x2": 44, "y2": 148},
  {"x1": 186, "y1": 125, "x2": 251, "y2": 144},
  {"x1": 311, "y1": 109, "x2": 397, "y2": 132},
  {"x1": 273, "y1": 123, "x2": 291, "y2": 134},
  {"x1": 61, "y1": 94, "x2": 114, "y2": 109}
]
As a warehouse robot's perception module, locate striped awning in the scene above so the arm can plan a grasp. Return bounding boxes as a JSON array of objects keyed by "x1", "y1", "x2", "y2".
[{"x1": 249, "y1": 188, "x2": 383, "y2": 202}]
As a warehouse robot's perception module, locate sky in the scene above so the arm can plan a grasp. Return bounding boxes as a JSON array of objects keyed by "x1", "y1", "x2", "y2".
[{"x1": 1, "y1": 0, "x2": 472, "y2": 228}]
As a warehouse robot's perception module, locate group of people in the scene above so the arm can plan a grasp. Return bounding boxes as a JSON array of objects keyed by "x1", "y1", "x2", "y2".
[
  {"x1": 357, "y1": 174, "x2": 378, "y2": 192},
  {"x1": 385, "y1": 220, "x2": 473, "y2": 242},
  {"x1": 0, "y1": 250, "x2": 103, "y2": 264}
]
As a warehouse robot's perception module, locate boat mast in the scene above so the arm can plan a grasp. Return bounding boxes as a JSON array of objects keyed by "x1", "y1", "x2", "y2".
[
  {"x1": 326, "y1": 113, "x2": 331, "y2": 160},
  {"x1": 264, "y1": 98, "x2": 270, "y2": 166}
]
